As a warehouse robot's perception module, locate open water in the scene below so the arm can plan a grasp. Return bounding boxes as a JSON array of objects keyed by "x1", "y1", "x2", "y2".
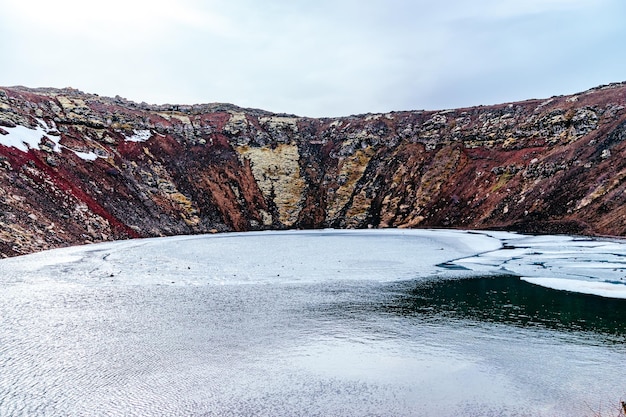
[{"x1": 0, "y1": 230, "x2": 624, "y2": 416}]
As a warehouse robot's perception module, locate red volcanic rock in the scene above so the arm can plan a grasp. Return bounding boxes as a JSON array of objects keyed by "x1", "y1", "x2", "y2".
[{"x1": 1, "y1": 83, "x2": 626, "y2": 256}]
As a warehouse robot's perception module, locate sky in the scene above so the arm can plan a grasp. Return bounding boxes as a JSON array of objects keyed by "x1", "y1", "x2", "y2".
[{"x1": 1, "y1": 0, "x2": 625, "y2": 117}]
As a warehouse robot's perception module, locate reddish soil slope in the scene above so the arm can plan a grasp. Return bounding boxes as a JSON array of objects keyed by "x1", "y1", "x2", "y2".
[{"x1": 2, "y1": 83, "x2": 626, "y2": 256}]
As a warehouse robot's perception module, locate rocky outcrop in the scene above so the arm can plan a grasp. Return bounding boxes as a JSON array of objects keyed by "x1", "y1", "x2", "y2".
[{"x1": 2, "y1": 83, "x2": 626, "y2": 256}]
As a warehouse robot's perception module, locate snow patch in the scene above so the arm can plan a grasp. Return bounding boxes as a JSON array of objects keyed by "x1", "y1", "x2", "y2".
[
  {"x1": 0, "y1": 119, "x2": 108, "y2": 162},
  {"x1": 124, "y1": 129, "x2": 152, "y2": 142},
  {"x1": 0, "y1": 119, "x2": 60, "y2": 153},
  {"x1": 71, "y1": 150, "x2": 100, "y2": 161}
]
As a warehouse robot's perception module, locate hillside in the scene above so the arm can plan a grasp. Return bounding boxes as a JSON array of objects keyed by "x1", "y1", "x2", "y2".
[{"x1": 2, "y1": 83, "x2": 626, "y2": 256}]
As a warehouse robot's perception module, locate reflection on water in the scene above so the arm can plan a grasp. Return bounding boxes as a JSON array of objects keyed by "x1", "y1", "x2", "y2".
[
  {"x1": 389, "y1": 275, "x2": 626, "y2": 339},
  {"x1": 1, "y1": 275, "x2": 625, "y2": 416},
  {"x1": 4, "y1": 230, "x2": 626, "y2": 416},
  {"x1": 298, "y1": 276, "x2": 626, "y2": 416}
]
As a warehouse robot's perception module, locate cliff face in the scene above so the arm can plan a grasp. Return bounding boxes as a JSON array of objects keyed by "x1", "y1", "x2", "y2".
[{"x1": 2, "y1": 83, "x2": 626, "y2": 256}]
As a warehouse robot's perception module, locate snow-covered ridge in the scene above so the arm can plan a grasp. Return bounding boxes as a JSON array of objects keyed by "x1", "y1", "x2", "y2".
[{"x1": 1, "y1": 229, "x2": 625, "y2": 299}]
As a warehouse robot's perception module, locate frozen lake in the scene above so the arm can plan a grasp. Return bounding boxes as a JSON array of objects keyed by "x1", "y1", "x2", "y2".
[{"x1": 0, "y1": 229, "x2": 625, "y2": 416}]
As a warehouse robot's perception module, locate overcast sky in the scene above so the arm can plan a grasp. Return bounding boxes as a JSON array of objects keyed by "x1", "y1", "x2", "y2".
[{"x1": 1, "y1": 0, "x2": 625, "y2": 117}]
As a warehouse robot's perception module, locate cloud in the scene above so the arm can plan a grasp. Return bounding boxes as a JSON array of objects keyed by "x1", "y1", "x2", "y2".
[
  {"x1": 2, "y1": 0, "x2": 235, "y2": 44},
  {"x1": 0, "y1": 0, "x2": 624, "y2": 117}
]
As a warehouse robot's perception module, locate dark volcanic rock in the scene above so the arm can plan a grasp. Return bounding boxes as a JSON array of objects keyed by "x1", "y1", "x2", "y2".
[{"x1": 2, "y1": 83, "x2": 626, "y2": 256}]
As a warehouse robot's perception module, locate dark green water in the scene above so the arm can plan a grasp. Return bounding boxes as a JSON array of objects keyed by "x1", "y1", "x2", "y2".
[{"x1": 389, "y1": 275, "x2": 626, "y2": 339}]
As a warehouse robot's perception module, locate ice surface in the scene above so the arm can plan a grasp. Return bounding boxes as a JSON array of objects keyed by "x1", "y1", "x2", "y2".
[
  {"x1": 0, "y1": 229, "x2": 503, "y2": 287},
  {"x1": 521, "y1": 277, "x2": 626, "y2": 299},
  {"x1": 450, "y1": 233, "x2": 626, "y2": 298},
  {"x1": 1, "y1": 229, "x2": 626, "y2": 297}
]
